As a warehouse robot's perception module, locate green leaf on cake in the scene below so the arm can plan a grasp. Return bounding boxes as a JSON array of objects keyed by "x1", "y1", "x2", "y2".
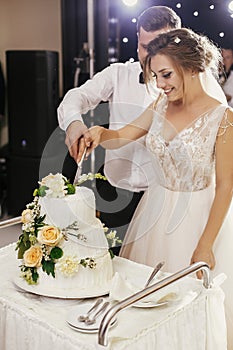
[
  {"x1": 108, "y1": 248, "x2": 115, "y2": 259},
  {"x1": 36, "y1": 214, "x2": 46, "y2": 224},
  {"x1": 42, "y1": 259, "x2": 55, "y2": 277},
  {"x1": 16, "y1": 232, "x2": 31, "y2": 259},
  {"x1": 36, "y1": 185, "x2": 48, "y2": 197},
  {"x1": 20, "y1": 266, "x2": 39, "y2": 285},
  {"x1": 79, "y1": 257, "x2": 96, "y2": 269},
  {"x1": 34, "y1": 215, "x2": 46, "y2": 231},
  {"x1": 66, "y1": 183, "x2": 76, "y2": 195},
  {"x1": 33, "y1": 188, "x2": 39, "y2": 197},
  {"x1": 31, "y1": 268, "x2": 39, "y2": 284},
  {"x1": 50, "y1": 246, "x2": 63, "y2": 260},
  {"x1": 17, "y1": 241, "x2": 31, "y2": 259}
]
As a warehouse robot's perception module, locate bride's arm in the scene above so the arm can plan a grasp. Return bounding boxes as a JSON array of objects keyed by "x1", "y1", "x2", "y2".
[
  {"x1": 191, "y1": 108, "x2": 233, "y2": 277},
  {"x1": 84, "y1": 102, "x2": 155, "y2": 156}
]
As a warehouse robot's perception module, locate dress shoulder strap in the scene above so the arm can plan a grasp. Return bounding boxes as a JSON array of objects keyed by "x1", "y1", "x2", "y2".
[{"x1": 217, "y1": 107, "x2": 233, "y2": 143}]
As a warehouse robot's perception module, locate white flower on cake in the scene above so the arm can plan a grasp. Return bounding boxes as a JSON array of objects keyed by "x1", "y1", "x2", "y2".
[
  {"x1": 38, "y1": 173, "x2": 68, "y2": 198},
  {"x1": 22, "y1": 222, "x2": 35, "y2": 233},
  {"x1": 21, "y1": 209, "x2": 34, "y2": 224},
  {"x1": 20, "y1": 268, "x2": 35, "y2": 284},
  {"x1": 56, "y1": 255, "x2": 80, "y2": 276},
  {"x1": 77, "y1": 172, "x2": 107, "y2": 185},
  {"x1": 106, "y1": 230, "x2": 118, "y2": 247}
]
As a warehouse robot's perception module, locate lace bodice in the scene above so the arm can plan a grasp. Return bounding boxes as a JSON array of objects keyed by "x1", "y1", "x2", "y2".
[{"x1": 146, "y1": 96, "x2": 227, "y2": 191}]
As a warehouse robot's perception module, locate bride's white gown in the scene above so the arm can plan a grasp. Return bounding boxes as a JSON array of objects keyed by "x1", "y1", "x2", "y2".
[{"x1": 120, "y1": 96, "x2": 233, "y2": 347}]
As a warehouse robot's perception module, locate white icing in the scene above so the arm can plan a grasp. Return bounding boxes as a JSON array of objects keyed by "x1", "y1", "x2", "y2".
[
  {"x1": 39, "y1": 187, "x2": 96, "y2": 229},
  {"x1": 38, "y1": 251, "x2": 113, "y2": 291},
  {"x1": 36, "y1": 186, "x2": 113, "y2": 291}
]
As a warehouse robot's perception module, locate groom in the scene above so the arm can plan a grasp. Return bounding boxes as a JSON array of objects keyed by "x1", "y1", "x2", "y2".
[{"x1": 57, "y1": 6, "x2": 225, "y2": 253}]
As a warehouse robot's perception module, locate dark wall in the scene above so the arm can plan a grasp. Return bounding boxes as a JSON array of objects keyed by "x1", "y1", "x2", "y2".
[
  {"x1": 61, "y1": 0, "x2": 109, "y2": 95},
  {"x1": 5, "y1": 50, "x2": 60, "y2": 215}
]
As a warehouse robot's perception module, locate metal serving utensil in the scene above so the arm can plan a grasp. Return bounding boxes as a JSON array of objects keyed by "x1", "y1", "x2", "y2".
[
  {"x1": 144, "y1": 261, "x2": 165, "y2": 288},
  {"x1": 78, "y1": 298, "x2": 103, "y2": 322},
  {"x1": 85, "y1": 301, "x2": 110, "y2": 325}
]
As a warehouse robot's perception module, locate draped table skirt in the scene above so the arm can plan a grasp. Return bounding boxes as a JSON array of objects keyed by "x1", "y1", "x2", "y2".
[{"x1": 0, "y1": 243, "x2": 227, "y2": 350}]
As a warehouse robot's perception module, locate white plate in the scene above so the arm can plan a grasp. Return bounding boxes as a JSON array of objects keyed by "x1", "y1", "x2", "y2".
[
  {"x1": 133, "y1": 292, "x2": 180, "y2": 308},
  {"x1": 67, "y1": 302, "x2": 117, "y2": 333},
  {"x1": 67, "y1": 323, "x2": 99, "y2": 334},
  {"x1": 133, "y1": 300, "x2": 169, "y2": 308},
  {"x1": 13, "y1": 277, "x2": 110, "y2": 299}
]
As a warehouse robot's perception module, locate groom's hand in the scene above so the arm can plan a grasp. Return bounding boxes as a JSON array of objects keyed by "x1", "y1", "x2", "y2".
[{"x1": 65, "y1": 121, "x2": 88, "y2": 162}]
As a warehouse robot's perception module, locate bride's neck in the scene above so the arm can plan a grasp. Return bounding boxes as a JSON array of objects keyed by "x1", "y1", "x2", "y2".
[{"x1": 172, "y1": 80, "x2": 207, "y2": 109}]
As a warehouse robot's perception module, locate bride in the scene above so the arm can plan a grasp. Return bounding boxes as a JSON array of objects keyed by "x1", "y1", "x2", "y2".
[{"x1": 83, "y1": 28, "x2": 233, "y2": 347}]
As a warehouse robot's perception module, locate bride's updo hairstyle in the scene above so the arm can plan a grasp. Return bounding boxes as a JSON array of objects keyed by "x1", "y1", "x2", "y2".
[{"x1": 144, "y1": 27, "x2": 222, "y2": 84}]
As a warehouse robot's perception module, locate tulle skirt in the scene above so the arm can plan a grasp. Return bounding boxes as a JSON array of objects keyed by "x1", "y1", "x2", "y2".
[{"x1": 120, "y1": 182, "x2": 233, "y2": 348}]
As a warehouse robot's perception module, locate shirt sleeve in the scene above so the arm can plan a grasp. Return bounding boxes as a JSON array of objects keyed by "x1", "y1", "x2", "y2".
[{"x1": 57, "y1": 65, "x2": 115, "y2": 130}]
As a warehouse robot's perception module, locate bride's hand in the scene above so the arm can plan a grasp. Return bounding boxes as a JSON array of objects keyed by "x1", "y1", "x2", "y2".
[
  {"x1": 84, "y1": 126, "x2": 105, "y2": 157},
  {"x1": 190, "y1": 244, "x2": 215, "y2": 279}
]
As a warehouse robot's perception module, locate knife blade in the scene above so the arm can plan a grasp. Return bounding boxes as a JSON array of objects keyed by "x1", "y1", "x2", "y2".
[{"x1": 73, "y1": 147, "x2": 87, "y2": 185}]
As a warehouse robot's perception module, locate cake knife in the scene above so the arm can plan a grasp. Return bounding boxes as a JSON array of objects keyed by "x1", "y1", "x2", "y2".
[{"x1": 73, "y1": 147, "x2": 87, "y2": 185}]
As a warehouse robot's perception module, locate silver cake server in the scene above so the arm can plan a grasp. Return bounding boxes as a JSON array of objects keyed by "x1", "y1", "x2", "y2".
[{"x1": 144, "y1": 261, "x2": 165, "y2": 288}]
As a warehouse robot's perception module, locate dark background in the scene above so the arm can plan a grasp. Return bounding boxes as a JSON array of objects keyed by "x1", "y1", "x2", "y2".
[{"x1": 62, "y1": 0, "x2": 233, "y2": 93}]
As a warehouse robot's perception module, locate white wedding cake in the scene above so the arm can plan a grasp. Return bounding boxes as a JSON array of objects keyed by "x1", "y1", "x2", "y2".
[{"x1": 16, "y1": 173, "x2": 115, "y2": 297}]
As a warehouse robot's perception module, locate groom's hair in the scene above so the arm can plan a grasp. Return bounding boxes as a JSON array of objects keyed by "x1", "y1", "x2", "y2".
[{"x1": 137, "y1": 6, "x2": 182, "y2": 33}]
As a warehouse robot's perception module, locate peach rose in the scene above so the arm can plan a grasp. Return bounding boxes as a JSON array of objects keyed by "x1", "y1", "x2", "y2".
[
  {"x1": 37, "y1": 225, "x2": 63, "y2": 246},
  {"x1": 23, "y1": 246, "x2": 43, "y2": 267},
  {"x1": 21, "y1": 209, "x2": 33, "y2": 224}
]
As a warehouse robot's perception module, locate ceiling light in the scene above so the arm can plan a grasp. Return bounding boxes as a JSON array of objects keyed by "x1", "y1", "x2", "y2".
[{"x1": 122, "y1": 0, "x2": 138, "y2": 7}]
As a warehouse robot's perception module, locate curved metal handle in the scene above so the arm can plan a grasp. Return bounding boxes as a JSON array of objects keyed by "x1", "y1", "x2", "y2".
[{"x1": 98, "y1": 261, "x2": 210, "y2": 347}]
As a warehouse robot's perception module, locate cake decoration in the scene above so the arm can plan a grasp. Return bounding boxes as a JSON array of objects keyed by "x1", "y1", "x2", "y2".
[{"x1": 16, "y1": 173, "x2": 121, "y2": 287}]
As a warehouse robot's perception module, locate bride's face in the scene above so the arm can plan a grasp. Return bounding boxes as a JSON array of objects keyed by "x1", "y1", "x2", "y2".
[{"x1": 150, "y1": 54, "x2": 185, "y2": 102}]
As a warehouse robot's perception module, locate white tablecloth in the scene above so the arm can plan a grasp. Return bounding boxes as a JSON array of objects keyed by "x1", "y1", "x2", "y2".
[{"x1": 0, "y1": 243, "x2": 227, "y2": 350}]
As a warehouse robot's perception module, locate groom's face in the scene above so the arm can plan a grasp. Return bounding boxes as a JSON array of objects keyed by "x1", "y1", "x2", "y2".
[{"x1": 137, "y1": 26, "x2": 171, "y2": 68}]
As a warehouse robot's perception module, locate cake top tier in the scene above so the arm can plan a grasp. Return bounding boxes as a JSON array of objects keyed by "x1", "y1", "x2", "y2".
[
  {"x1": 34, "y1": 172, "x2": 107, "y2": 198},
  {"x1": 34, "y1": 173, "x2": 76, "y2": 198},
  {"x1": 39, "y1": 186, "x2": 96, "y2": 229}
]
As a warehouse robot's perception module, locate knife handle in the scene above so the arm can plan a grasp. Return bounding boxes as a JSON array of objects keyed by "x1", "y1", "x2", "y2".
[{"x1": 144, "y1": 261, "x2": 165, "y2": 288}]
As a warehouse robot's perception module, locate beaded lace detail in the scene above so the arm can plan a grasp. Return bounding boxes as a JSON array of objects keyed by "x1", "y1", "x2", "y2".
[
  {"x1": 217, "y1": 108, "x2": 233, "y2": 142},
  {"x1": 146, "y1": 96, "x2": 227, "y2": 192}
]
